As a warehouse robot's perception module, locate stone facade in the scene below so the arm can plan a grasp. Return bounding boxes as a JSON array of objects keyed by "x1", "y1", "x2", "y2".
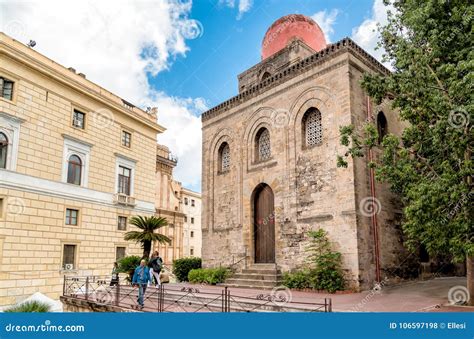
[
  {"x1": 0, "y1": 33, "x2": 162, "y2": 305},
  {"x1": 201, "y1": 37, "x2": 412, "y2": 290}
]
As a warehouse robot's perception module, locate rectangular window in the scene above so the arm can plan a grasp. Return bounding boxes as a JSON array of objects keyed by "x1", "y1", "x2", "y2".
[
  {"x1": 65, "y1": 208, "x2": 79, "y2": 225},
  {"x1": 0, "y1": 198, "x2": 3, "y2": 219},
  {"x1": 191, "y1": 217, "x2": 194, "y2": 224},
  {"x1": 184, "y1": 216, "x2": 187, "y2": 222},
  {"x1": 72, "y1": 109, "x2": 85, "y2": 129},
  {"x1": 191, "y1": 199, "x2": 195, "y2": 207},
  {"x1": 121, "y1": 131, "x2": 131, "y2": 148},
  {"x1": 184, "y1": 198, "x2": 188, "y2": 205},
  {"x1": 190, "y1": 248, "x2": 194, "y2": 256},
  {"x1": 62, "y1": 244, "x2": 76, "y2": 269},
  {"x1": 190, "y1": 231, "x2": 194, "y2": 238},
  {"x1": 116, "y1": 247, "x2": 126, "y2": 261},
  {"x1": 118, "y1": 166, "x2": 131, "y2": 195},
  {"x1": 0, "y1": 77, "x2": 14, "y2": 101},
  {"x1": 117, "y1": 216, "x2": 127, "y2": 230}
]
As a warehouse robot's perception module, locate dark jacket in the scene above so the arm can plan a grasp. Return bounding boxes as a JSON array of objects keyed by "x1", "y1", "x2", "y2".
[{"x1": 149, "y1": 257, "x2": 163, "y2": 272}]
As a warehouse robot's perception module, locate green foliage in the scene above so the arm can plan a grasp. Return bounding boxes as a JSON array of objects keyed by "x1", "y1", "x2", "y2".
[
  {"x1": 283, "y1": 230, "x2": 345, "y2": 293},
  {"x1": 337, "y1": 0, "x2": 473, "y2": 263},
  {"x1": 124, "y1": 216, "x2": 171, "y2": 259},
  {"x1": 5, "y1": 301, "x2": 51, "y2": 313},
  {"x1": 188, "y1": 267, "x2": 230, "y2": 285},
  {"x1": 172, "y1": 257, "x2": 202, "y2": 282},
  {"x1": 117, "y1": 255, "x2": 141, "y2": 282},
  {"x1": 282, "y1": 270, "x2": 314, "y2": 290}
]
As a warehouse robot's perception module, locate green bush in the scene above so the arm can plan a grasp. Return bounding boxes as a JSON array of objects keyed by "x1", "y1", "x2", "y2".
[
  {"x1": 173, "y1": 257, "x2": 202, "y2": 282},
  {"x1": 282, "y1": 270, "x2": 313, "y2": 290},
  {"x1": 188, "y1": 267, "x2": 230, "y2": 284},
  {"x1": 282, "y1": 229, "x2": 345, "y2": 293},
  {"x1": 5, "y1": 301, "x2": 51, "y2": 313},
  {"x1": 117, "y1": 255, "x2": 141, "y2": 282}
]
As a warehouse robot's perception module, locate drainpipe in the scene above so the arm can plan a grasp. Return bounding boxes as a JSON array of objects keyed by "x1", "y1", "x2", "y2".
[{"x1": 367, "y1": 96, "x2": 381, "y2": 283}]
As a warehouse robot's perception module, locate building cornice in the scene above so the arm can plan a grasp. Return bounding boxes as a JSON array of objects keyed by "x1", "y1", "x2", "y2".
[
  {"x1": 202, "y1": 38, "x2": 390, "y2": 123},
  {"x1": 0, "y1": 33, "x2": 165, "y2": 133},
  {"x1": 181, "y1": 188, "x2": 201, "y2": 198}
]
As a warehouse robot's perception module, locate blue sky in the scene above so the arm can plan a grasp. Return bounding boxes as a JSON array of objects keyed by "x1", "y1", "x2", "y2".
[
  {"x1": 2, "y1": 0, "x2": 387, "y2": 193},
  {"x1": 151, "y1": 0, "x2": 375, "y2": 109}
]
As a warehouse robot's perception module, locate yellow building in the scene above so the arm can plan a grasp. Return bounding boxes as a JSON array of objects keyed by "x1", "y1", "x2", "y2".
[
  {"x1": 154, "y1": 144, "x2": 185, "y2": 265},
  {"x1": 0, "y1": 33, "x2": 165, "y2": 305}
]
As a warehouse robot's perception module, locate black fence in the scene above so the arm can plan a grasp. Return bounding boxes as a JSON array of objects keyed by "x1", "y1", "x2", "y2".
[{"x1": 63, "y1": 276, "x2": 332, "y2": 313}]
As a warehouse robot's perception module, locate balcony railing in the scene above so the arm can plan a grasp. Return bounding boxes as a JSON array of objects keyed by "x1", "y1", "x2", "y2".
[{"x1": 113, "y1": 193, "x2": 136, "y2": 206}]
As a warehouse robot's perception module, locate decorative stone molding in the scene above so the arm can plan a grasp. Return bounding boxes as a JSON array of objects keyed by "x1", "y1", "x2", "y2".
[{"x1": 202, "y1": 38, "x2": 389, "y2": 122}]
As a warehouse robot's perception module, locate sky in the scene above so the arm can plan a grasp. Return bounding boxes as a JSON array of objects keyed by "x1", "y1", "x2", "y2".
[{"x1": 0, "y1": 0, "x2": 390, "y2": 192}]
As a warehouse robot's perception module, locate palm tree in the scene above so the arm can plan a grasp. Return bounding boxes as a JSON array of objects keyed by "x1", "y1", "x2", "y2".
[{"x1": 124, "y1": 216, "x2": 171, "y2": 259}]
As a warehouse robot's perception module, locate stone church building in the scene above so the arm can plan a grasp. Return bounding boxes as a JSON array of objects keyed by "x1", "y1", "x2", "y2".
[{"x1": 201, "y1": 14, "x2": 411, "y2": 290}]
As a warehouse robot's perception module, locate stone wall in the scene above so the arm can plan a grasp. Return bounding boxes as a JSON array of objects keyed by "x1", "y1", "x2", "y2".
[
  {"x1": 202, "y1": 51, "x2": 362, "y2": 288},
  {"x1": 202, "y1": 43, "x2": 413, "y2": 290}
]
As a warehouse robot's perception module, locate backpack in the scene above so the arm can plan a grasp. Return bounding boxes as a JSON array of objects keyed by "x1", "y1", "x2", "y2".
[{"x1": 153, "y1": 257, "x2": 163, "y2": 271}]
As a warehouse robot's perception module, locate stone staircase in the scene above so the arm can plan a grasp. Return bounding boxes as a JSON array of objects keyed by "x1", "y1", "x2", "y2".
[{"x1": 223, "y1": 264, "x2": 283, "y2": 289}]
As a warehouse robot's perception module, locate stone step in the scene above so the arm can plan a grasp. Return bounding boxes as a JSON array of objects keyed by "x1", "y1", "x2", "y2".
[
  {"x1": 220, "y1": 283, "x2": 277, "y2": 291},
  {"x1": 225, "y1": 278, "x2": 282, "y2": 288},
  {"x1": 241, "y1": 269, "x2": 281, "y2": 275},
  {"x1": 249, "y1": 264, "x2": 277, "y2": 270},
  {"x1": 232, "y1": 273, "x2": 281, "y2": 281}
]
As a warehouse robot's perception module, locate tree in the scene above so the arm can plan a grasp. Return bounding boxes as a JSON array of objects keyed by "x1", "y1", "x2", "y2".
[
  {"x1": 124, "y1": 216, "x2": 171, "y2": 259},
  {"x1": 338, "y1": 0, "x2": 473, "y2": 304}
]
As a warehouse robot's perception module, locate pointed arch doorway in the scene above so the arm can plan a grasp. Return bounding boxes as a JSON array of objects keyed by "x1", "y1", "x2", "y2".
[{"x1": 252, "y1": 183, "x2": 275, "y2": 263}]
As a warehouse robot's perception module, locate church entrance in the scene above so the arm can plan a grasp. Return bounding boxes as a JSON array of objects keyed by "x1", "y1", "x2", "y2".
[{"x1": 252, "y1": 184, "x2": 275, "y2": 263}]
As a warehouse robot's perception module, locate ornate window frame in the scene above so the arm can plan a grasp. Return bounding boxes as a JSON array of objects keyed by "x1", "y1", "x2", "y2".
[
  {"x1": 302, "y1": 107, "x2": 322, "y2": 149},
  {"x1": 61, "y1": 135, "x2": 92, "y2": 187},
  {"x1": 218, "y1": 142, "x2": 231, "y2": 174},
  {"x1": 0, "y1": 112, "x2": 24, "y2": 171},
  {"x1": 255, "y1": 127, "x2": 272, "y2": 162},
  {"x1": 114, "y1": 154, "x2": 136, "y2": 197}
]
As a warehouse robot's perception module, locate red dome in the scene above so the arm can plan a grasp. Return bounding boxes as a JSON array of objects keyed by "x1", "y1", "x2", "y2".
[{"x1": 261, "y1": 14, "x2": 327, "y2": 60}]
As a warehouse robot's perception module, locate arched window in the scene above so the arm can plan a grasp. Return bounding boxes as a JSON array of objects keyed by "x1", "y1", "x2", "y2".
[
  {"x1": 256, "y1": 128, "x2": 271, "y2": 162},
  {"x1": 218, "y1": 142, "x2": 230, "y2": 173},
  {"x1": 377, "y1": 112, "x2": 387, "y2": 144},
  {"x1": 0, "y1": 132, "x2": 8, "y2": 169},
  {"x1": 67, "y1": 154, "x2": 82, "y2": 185},
  {"x1": 302, "y1": 108, "x2": 322, "y2": 148}
]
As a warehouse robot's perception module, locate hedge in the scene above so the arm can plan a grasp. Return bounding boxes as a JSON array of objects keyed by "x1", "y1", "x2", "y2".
[
  {"x1": 188, "y1": 267, "x2": 230, "y2": 285},
  {"x1": 172, "y1": 257, "x2": 202, "y2": 282}
]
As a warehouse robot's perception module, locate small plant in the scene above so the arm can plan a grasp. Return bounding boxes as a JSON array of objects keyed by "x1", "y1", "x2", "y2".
[
  {"x1": 117, "y1": 255, "x2": 141, "y2": 282},
  {"x1": 307, "y1": 229, "x2": 345, "y2": 293},
  {"x1": 188, "y1": 267, "x2": 230, "y2": 284},
  {"x1": 173, "y1": 257, "x2": 202, "y2": 282},
  {"x1": 282, "y1": 229, "x2": 345, "y2": 293},
  {"x1": 5, "y1": 301, "x2": 51, "y2": 313}
]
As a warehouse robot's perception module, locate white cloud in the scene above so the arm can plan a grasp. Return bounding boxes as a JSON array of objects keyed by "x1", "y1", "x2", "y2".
[
  {"x1": 151, "y1": 93, "x2": 205, "y2": 191},
  {"x1": 311, "y1": 9, "x2": 339, "y2": 43},
  {"x1": 351, "y1": 0, "x2": 392, "y2": 64},
  {"x1": 0, "y1": 0, "x2": 205, "y2": 191},
  {"x1": 219, "y1": 0, "x2": 253, "y2": 19}
]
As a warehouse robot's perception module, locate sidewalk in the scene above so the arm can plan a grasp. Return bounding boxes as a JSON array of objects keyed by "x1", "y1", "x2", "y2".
[{"x1": 179, "y1": 276, "x2": 468, "y2": 312}]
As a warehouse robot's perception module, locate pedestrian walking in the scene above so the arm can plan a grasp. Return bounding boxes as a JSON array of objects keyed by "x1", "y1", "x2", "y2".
[
  {"x1": 132, "y1": 259, "x2": 150, "y2": 309},
  {"x1": 110, "y1": 262, "x2": 119, "y2": 286},
  {"x1": 148, "y1": 251, "x2": 163, "y2": 286}
]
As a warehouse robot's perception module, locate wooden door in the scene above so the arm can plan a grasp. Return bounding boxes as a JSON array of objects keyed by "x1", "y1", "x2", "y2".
[{"x1": 254, "y1": 184, "x2": 275, "y2": 263}]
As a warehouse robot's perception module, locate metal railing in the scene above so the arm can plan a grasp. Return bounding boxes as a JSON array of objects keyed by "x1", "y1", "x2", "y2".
[{"x1": 62, "y1": 276, "x2": 331, "y2": 313}]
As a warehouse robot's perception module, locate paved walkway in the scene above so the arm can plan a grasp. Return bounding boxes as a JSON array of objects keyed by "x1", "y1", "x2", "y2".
[{"x1": 180, "y1": 276, "x2": 470, "y2": 312}]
